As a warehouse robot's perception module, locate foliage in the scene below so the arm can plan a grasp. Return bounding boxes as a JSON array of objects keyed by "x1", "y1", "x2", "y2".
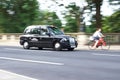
[
  {"x1": 101, "y1": 0, "x2": 120, "y2": 33},
  {"x1": 0, "y1": 0, "x2": 40, "y2": 33},
  {"x1": 85, "y1": 0, "x2": 103, "y2": 28},
  {"x1": 1, "y1": 0, "x2": 120, "y2": 33},
  {"x1": 34, "y1": 11, "x2": 62, "y2": 28},
  {"x1": 102, "y1": 10, "x2": 120, "y2": 33},
  {"x1": 85, "y1": 22, "x2": 96, "y2": 33},
  {"x1": 0, "y1": 0, "x2": 61, "y2": 33},
  {"x1": 85, "y1": 0, "x2": 120, "y2": 33},
  {"x1": 109, "y1": 0, "x2": 120, "y2": 5},
  {"x1": 64, "y1": 2, "x2": 82, "y2": 33},
  {"x1": 47, "y1": 0, "x2": 104, "y2": 33}
]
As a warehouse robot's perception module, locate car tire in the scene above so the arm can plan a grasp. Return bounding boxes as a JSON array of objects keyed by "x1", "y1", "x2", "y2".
[
  {"x1": 54, "y1": 42, "x2": 62, "y2": 51},
  {"x1": 23, "y1": 42, "x2": 30, "y2": 49}
]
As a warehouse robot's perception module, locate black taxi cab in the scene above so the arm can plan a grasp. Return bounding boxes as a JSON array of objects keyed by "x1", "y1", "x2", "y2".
[{"x1": 20, "y1": 25, "x2": 78, "y2": 51}]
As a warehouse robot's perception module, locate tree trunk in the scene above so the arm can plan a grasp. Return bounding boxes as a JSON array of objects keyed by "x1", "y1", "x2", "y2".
[{"x1": 94, "y1": 0, "x2": 103, "y2": 28}]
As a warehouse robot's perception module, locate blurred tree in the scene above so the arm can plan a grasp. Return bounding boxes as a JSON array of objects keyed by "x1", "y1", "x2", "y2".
[
  {"x1": 64, "y1": 3, "x2": 81, "y2": 32},
  {"x1": 34, "y1": 11, "x2": 62, "y2": 28},
  {"x1": 51, "y1": 0, "x2": 104, "y2": 32},
  {"x1": 85, "y1": 0, "x2": 103, "y2": 29},
  {"x1": 102, "y1": 10, "x2": 120, "y2": 33},
  {"x1": 50, "y1": 0, "x2": 87, "y2": 33},
  {"x1": 109, "y1": 0, "x2": 120, "y2": 6},
  {"x1": 101, "y1": 0, "x2": 120, "y2": 33},
  {"x1": 0, "y1": 0, "x2": 39, "y2": 33}
]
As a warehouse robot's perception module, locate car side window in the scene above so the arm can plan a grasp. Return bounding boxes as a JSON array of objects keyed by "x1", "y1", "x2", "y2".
[
  {"x1": 24, "y1": 28, "x2": 40, "y2": 35},
  {"x1": 40, "y1": 28, "x2": 48, "y2": 36},
  {"x1": 31, "y1": 28, "x2": 40, "y2": 34},
  {"x1": 24, "y1": 29, "x2": 31, "y2": 34}
]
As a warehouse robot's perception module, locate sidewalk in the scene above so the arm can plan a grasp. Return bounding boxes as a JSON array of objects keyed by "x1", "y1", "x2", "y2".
[
  {"x1": 0, "y1": 40, "x2": 120, "y2": 50},
  {"x1": 0, "y1": 40, "x2": 20, "y2": 46}
]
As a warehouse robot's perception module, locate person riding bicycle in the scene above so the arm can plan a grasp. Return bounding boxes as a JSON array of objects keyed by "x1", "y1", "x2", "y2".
[{"x1": 92, "y1": 28, "x2": 104, "y2": 48}]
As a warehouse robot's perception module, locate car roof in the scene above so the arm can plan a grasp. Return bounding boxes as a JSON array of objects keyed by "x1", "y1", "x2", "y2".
[{"x1": 25, "y1": 25, "x2": 50, "y2": 29}]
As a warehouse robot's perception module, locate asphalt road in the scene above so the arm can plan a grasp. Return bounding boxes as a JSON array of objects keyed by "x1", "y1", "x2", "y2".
[{"x1": 0, "y1": 46, "x2": 120, "y2": 80}]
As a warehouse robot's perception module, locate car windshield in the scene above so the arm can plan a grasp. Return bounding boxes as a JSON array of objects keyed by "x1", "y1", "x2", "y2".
[{"x1": 48, "y1": 27, "x2": 64, "y2": 35}]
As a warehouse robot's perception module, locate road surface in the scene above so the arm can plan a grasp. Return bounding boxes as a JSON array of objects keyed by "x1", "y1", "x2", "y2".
[{"x1": 0, "y1": 46, "x2": 120, "y2": 80}]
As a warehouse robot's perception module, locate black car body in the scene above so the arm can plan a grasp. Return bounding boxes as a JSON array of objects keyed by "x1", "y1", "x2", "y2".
[{"x1": 20, "y1": 25, "x2": 78, "y2": 51}]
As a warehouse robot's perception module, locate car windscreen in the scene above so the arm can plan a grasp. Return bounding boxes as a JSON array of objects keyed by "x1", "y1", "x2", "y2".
[{"x1": 48, "y1": 27, "x2": 64, "y2": 35}]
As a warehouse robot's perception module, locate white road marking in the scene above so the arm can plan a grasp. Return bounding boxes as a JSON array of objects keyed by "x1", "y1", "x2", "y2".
[
  {"x1": 4, "y1": 48, "x2": 24, "y2": 51},
  {"x1": 92, "y1": 53, "x2": 120, "y2": 57},
  {"x1": 0, "y1": 57, "x2": 64, "y2": 66},
  {"x1": 0, "y1": 69, "x2": 38, "y2": 80},
  {"x1": 4, "y1": 48, "x2": 53, "y2": 52}
]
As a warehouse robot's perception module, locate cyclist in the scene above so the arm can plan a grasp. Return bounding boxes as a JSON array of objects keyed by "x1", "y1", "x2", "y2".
[{"x1": 92, "y1": 28, "x2": 104, "y2": 48}]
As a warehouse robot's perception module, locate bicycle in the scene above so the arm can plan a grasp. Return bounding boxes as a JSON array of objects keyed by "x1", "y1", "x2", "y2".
[{"x1": 88, "y1": 37, "x2": 110, "y2": 50}]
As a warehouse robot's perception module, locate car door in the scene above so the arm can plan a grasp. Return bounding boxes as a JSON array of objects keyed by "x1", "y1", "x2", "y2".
[
  {"x1": 39, "y1": 27, "x2": 54, "y2": 48},
  {"x1": 28, "y1": 28, "x2": 41, "y2": 46}
]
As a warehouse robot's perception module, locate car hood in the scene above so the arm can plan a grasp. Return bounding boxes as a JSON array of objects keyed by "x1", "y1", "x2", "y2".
[{"x1": 54, "y1": 35, "x2": 72, "y2": 39}]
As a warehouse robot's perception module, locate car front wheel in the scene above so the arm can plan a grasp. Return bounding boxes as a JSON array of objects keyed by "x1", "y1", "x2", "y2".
[
  {"x1": 54, "y1": 42, "x2": 62, "y2": 51},
  {"x1": 23, "y1": 42, "x2": 30, "y2": 49}
]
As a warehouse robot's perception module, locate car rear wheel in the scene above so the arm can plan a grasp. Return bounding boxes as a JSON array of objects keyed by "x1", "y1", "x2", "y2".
[
  {"x1": 23, "y1": 42, "x2": 30, "y2": 49},
  {"x1": 54, "y1": 42, "x2": 62, "y2": 51}
]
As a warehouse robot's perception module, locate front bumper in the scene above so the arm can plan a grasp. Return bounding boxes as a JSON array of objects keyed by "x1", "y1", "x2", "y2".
[{"x1": 60, "y1": 41, "x2": 78, "y2": 49}]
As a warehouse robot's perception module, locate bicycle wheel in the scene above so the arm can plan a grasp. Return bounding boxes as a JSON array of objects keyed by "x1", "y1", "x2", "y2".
[
  {"x1": 101, "y1": 41, "x2": 110, "y2": 50},
  {"x1": 88, "y1": 41, "x2": 96, "y2": 50}
]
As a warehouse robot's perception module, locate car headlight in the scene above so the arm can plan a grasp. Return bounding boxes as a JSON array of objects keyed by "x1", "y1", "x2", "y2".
[
  {"x1": 60, "y1": 38, "x2": 67, "y2": 42},
  {"x1": 69, "y1": 38, "x2": 75, "y2": 43}
]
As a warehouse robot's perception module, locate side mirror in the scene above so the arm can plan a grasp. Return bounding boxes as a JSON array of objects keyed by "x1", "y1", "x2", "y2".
[{"x1": 46, "y1": 32, "x2": 51, "y2": 37}]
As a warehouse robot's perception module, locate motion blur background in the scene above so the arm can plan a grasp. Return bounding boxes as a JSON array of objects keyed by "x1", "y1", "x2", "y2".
[{"x1": 0, "y1": 0, "x2": 120, "y2": 45}]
